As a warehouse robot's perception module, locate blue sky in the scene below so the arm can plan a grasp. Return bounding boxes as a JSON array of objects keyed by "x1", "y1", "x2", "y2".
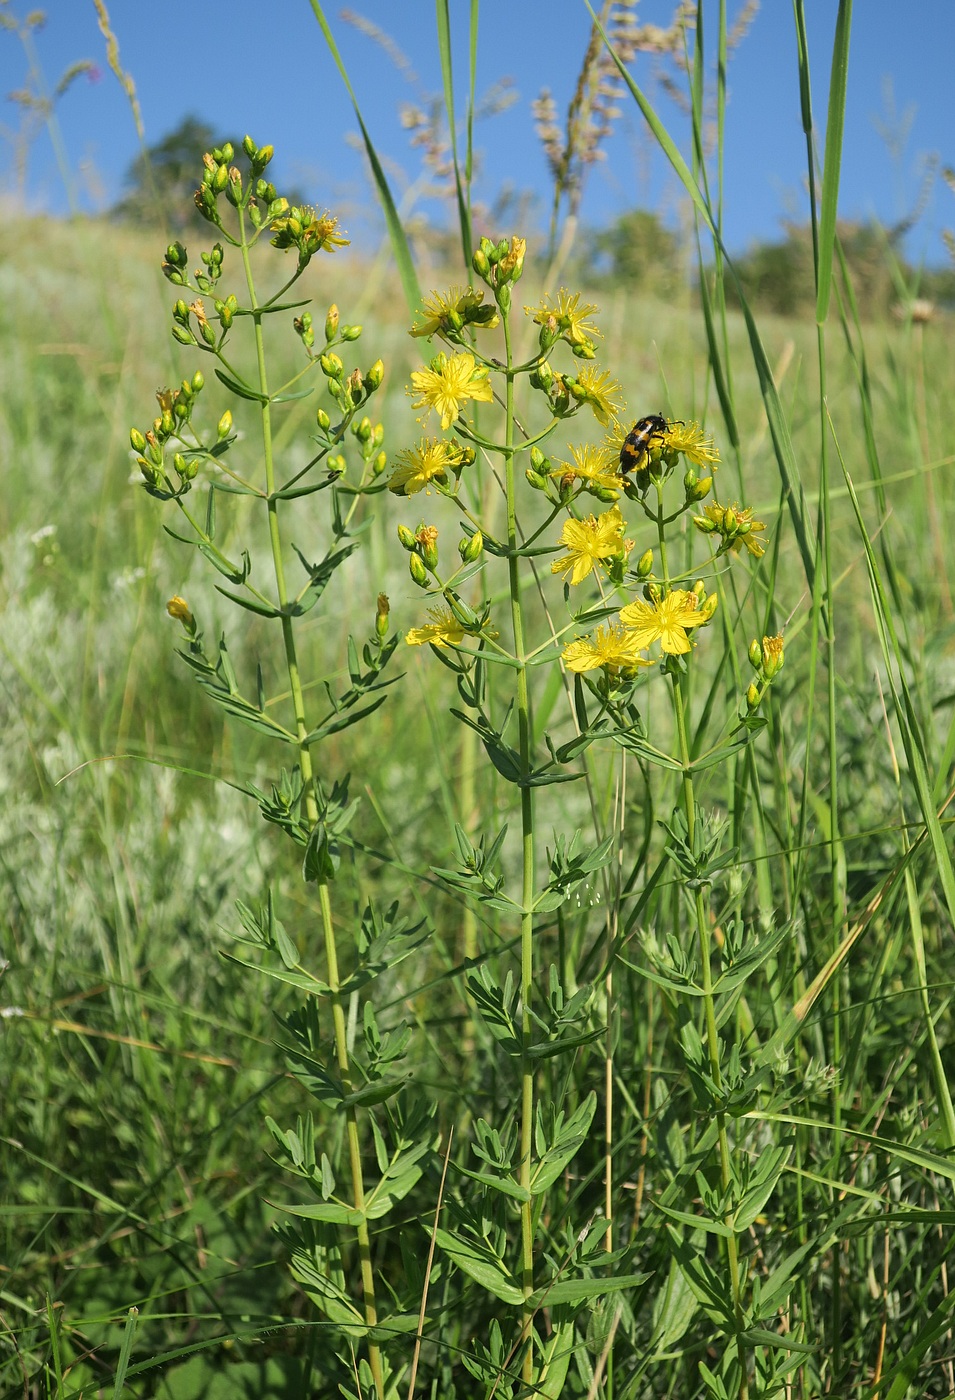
[{"x1": 2, "y1": 0, "x2": 953, "y2": 265}]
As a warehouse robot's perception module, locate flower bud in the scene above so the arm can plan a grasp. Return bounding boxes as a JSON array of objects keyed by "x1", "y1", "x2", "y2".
[
  {"x1": 373, "y1": 450, "x2": 387, "y2": 476},
  {"x1": 353, "y1": 416, "x2": 372, "y2": 442},
  {"x1": 192, "y1": 370, "x2": 204, "y2": 392},
  {"x1": 212, "y1": 163, "x2": 229, "y2": 193},
  {"x1": 375, "y1": 592, "x2": 390, "y2": 640},
  {"x1": 416, "y1": 525, "x2": 439, "y2": 571},
  {"x1": 130, "y1": 427, "x2": 146, "y2": 453},
  {"x1": 535, "y1": 358, "x2": 554, "y2": 389},
  {"x1": 242, "y1": 134, "x2": 257, "y2": 160},
  {"x1": 217, "y1": 410, "x2": 233, "y2": 440},
  {"x1": 199, "y1": 320, "x2": 217, "y2": 347},
  {"x1": 699, "y1": 593, "x2": 718, "y2": 621},
  {"x1": 172, "y1": 324, "x2": 196, "y2": 347},
  {"x1": 166, "y1": 596, "x2": 195, "y2": 629},
  {"x1": 327, "y1": 453, "x2": 346, "y2": 475},
  {"x1": 525, "y1": 468, "x2": 549, "y2": 491},
  {"x1": 746, "y1": 682, "x2": 760, "y2": 712},
  {"x1": 364, "y1": 359, "x2": 384, "y2": 391},
  {"x1": 694, "y1": 512, "x2": 718, "y2": 534},
  {"x1": 320, "y1": 352, "x2": 344, "y2": 379},
  {"x1": 316, "y1": 407, "x2": 331, "y2": 431},
  {"x1": 340, "y1": 324, "x2": 362, "y2": 341},
  {"x1": 748, "y1": 639, "x2": 763, "y2": 670},
  {"x1": 256, "y1": 144, "x2": 274, "y2": 168},
  {"x1": 761, "y1": 634, "x2": 785, "y2": 678},
  {"x1": 409, "y1": 553, "x2": 429, "y2": 587},
  {"x1": 324, "y1": 304, "x2": 339, "y2": 341},
  {"x1": 472, "y1": 247, "x2": 490, "y2": 279},
  {"x1": 219, "y1": 142, "x2": 235, "y2": 164},
  {"x1": 689, "y1": 475, "x2": 712, "y2": 502},
  {"x1": 636, "y1": 548, "x2": 654, "y2": 579},
  {"x1": 723, "y1": 505, "x2": 738, "y2": 535},
  {"x1": 459, "y1": 530, "x2": 483, "y2": 563},
  {"x1": 397, "y1": 524, "x2": 417, "y2": 551},
  {"x1": 138, "y1": 457, "x2": 160, "y2": 486}
]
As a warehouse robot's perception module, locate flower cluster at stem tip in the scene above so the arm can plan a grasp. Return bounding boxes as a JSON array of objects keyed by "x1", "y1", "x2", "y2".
[{"x1": 392, "y1": 238, "x2": 779, "y2": 699}]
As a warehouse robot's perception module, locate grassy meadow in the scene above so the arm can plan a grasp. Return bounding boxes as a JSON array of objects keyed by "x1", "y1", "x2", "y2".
[{"x1": 2, "y1": 9, "x2": 955, "y2": 1400}]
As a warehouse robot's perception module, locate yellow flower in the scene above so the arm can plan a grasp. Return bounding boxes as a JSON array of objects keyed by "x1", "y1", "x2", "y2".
[
  {"x1": 570, "y1": 366, "x2": 625, "y2": 426},
  {"x1": 525, "y1": 289, "x2": 601, "y2": 346},
  {"x1": 551, "y1": 504, "x2": 633, "y2": 586},
  {"x1": 562, "y1": 621, "x2": 651, "y2": 675},
  {"x1": 550, "y1": 443, "x2": 623, "y2": 495},
  {"x1": 409, "y1": 352, "x2": 494, "y2": 429},
  {"x1": 306, "y1": 211, "x2": 349, "y2": 253},
  {"x1": 405, "y1": 605, "x2": 466, "y2": 648},
  {"x1": 388, "y1": 438, "x2": 467, "y2": 495},
  {"x1": 619, "y1": 589, "x2": 715, "y2": 655},
  {"x1": 410, "y1": 286, "x2": 498, "y2": 338},
  {"x1": 665, "y1": 420, "x2": 720, "y2": 468}
]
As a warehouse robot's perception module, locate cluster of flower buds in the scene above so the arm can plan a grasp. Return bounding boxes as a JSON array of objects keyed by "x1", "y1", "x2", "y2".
[
  {"x1": 694, "y1": 501, "x2": 766, "y2": 559},
  {"x1": 130, "y1": 376, "x2": 206, "y2": 494},
  {"x1": 351, "y1": 413, "x2": 388, "y2": 476},
  {"x1": 471, "y1": 235, "x2": 526, "y2": 313},
  {"x1": 745, "y1": 634, "x2": 785, "y2": 711},
  {"x1": 269, "y1": 204, "x2": 349, "y2": 270},
  {"x1": 397, "y1": 523, "x2": 439, "y2": 588},
  {"x1": 527, "y1": 361, "x2": 574, "y2": 419},
  {"x1": 192, "y1": 138, "x2": 278, "y2": 229},
  {"x1": 319, "y1": 349, "x2": 384, "y2": 419}
]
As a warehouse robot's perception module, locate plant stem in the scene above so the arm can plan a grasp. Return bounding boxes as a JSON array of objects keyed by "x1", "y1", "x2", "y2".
[
  {"x1": 657, "y1": 503, "x2": 749, "y2": 1400},
  {"x1": 238, "y1": 212, "x2": 384, "y2": 1399},
  {"x1": 502, "y1": 306, "x2": 537, "y2": 1383}
]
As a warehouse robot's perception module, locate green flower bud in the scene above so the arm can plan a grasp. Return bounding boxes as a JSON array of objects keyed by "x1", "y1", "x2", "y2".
[
  {"x1": 525, "y1": 468, "x2": 549, "y2": 491},
  {"x1": 372, "y1": 450, "x2": 387, "y2": 476},
  {"x1": 352, "y1": 416, "x2": 372, "y2": 442},
  {"x1": 341, "y1": 324, "x2": 362, "y2": 341},
  {"x1": 316, "y1": 407, "x2": 331, "y2": 431},
  {"x1": 365, "y1": 359, "x2": 384, "y2": 391},
  {"x1": 174, "y1": 299, "x2": 190, "y2": 322},
  {"x1": 694, "y1": 513, "x2": 718, "y2": 534},
  {"x1": 320, "y1": 352, "x2": 344, "y2": 379},
  {"x1": 242, "y1": 134, "x2": 257, "y2": 159},
  {"x1": 472, "y1": 247, "x2": 490, "y2": 279},
  {"x1": 748, "y1": 639, "x2": 762, "y2": 670},
  {"x1": 409, "y1": 553, "x2": 429, "y2": 587},
  {"x1": 723, "y1": 505, "x2": 738, "y2": 534},
  {"x1": 636, "y1": 548, "x2": 654, "y2": 579},
  {"x1": 159, "y1": 409, "x2": 175, "y2": 437},
  {"x1": 199, "y1": 320, "x2": 216, "y2": 347},
  {"x1": 689, "y1": 475, "x2": 712, "y2": 502},
  {"x1": 220, "y1": 142, "x2": 235, "y2": 164},
  {"x1": 166, "y1": 241, "x2": 186, "y2": 267},
  {"x1": 256, "y1": 144, "x2": 274, "y2": 168},
  {"x1": 212, "y1": 163, "x2": 229, "y2": 193},
  {"x1": 327, "y1": 453, "x2": 346, "y2": 475},
  {"x1": 324, "y1": 304, "x2": 339, "y2": 341},
  {"x1": 397, "y1": 524, "x2": 416, "y2": 551},
  {"x1": 192, "y1": 370, "x2": 204, "y2": 392},
  {"x1": 746, "y1": 682, "x2": 760, "y2": 712},
  {"x1": 138, "y1": 457, "x2": 160, "y2": 485},
  {"x1": 375, "y1": 592, "x2": 390, "y2": 641},
  {"x1": 372, "y1": 423, "x2": 385, "y2": 448},
  {"x1": 129, "y1": 427, "x2": 146, "y2": 453},
  {"x1": 529, "y1": 445, "x2": 546, "y2": 471},
  {"x1": 535, "y1": 358, "x2": 554, "y2": 389},
  {"x1": 459, "y1": 530, "x2": 483, "y2": 563},
  {"x1": 217, "y1": 410, "x2": 233, "y2": 440},
  {"x1": 417, "y1": 530, "x2": 439, "y2": 571}
]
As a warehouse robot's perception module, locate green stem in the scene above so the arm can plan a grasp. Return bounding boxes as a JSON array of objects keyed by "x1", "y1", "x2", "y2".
[
  {"x1": 657, "y1": 507, "x2": 749, "y2": 1400},
  {"x1": 502, "y1": 307, "x2": 537, "y2": 1384},
  {"x1": 237, "y1": 207, "x2": 384, "y2": 1399}
]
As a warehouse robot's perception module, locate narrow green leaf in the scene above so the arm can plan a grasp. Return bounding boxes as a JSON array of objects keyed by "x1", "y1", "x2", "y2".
[
  {"x1": 433, "y1": 1227, "x2": 524, "y2": 1305},
  {"x1": 816, "y1": 0, "x2": 853, "y2": 323},
  {"x1": 214, "y1": 367, "x2": 268, "y2": 403},
  {"x1": 306, "y1": 0, "x2": 423, "y2": 317}
]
